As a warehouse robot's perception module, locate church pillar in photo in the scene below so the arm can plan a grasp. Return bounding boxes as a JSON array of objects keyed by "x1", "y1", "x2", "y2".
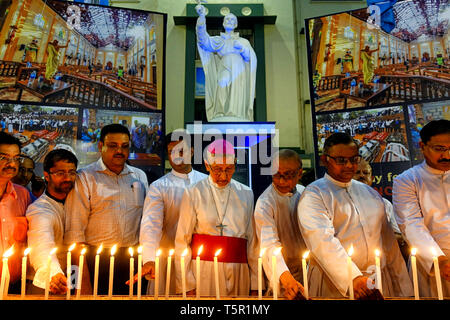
[
  {"x1": 0, "y1": 0, "x2": 23, "y2": 60},
  {"x1": 144, "y1": 27, "x2": 148, "y2": 82},
  {"x1": 325, "y1": 15, "x2": 338, "y2": 76},
  {"x1": 429, "y1": 41, "x2": 434, "y2": 58},
  {"x1": 358, "y1": 23, "x2": 364, "y2": 71},
  {"x1": 2, "y1": 0, "x2": 32, "y2": 61},
  {"x1": 114, "y1": 51, "x2": 117, "y2": 69}
]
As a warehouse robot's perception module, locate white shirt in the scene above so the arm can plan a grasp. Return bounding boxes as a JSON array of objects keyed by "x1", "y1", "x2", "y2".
[
  {"x1": 64, "y1": 158, "x2": 148, "y2": 247},
  {"x1": 26, "y1": 193, "x2": 65, "y2": 289},
  {"x1": 140, "y1": 169, "x2": 207, "y2": 263},
  {"x1": 254, "y1": 184, "x2": 307, "y2": 285},
  {"x1": 298, "y1": 174, "x2": 411, "y2": 297},
  {"x1": 175, "y1": 176, "x2": 257, "y2": 293},
  {"x1": 393, "y1": 161, "x2": 450, "y2": 273}
]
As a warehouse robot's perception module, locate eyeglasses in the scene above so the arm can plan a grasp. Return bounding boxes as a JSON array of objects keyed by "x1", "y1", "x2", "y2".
[
  {"x1": 326, "y1": 154, "x2": 362, "y2": 165},
  {"x1": 426, "y1": 144, "x2": 450, "y2": 153},
  {"x1": 273, "y1": 169, "x2": 301, "y2": 181},
  {"x1": 105, "y1": 144, "x2": 130, "y2": 151},
  {"x1": 49, "y1": 171, "x2": 77, "y2": 178},
  {"x1": 210, "y1": 167, "x2": 234, "y2": 176},
  {"x1": 0, "y1": 154, "x2": 23, "y2": 164}
]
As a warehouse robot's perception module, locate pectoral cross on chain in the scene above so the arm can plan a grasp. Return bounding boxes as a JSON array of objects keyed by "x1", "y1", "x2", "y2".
[{"x1": 216, "y1": 222, "x2": 227, "y2": 236}]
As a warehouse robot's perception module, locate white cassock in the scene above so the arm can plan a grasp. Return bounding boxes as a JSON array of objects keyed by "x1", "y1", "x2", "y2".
[
  {"x1": 139, "y1": 169, "x2": 207, "y2": 295},
  {"x1": 393, "y1": 161, "x2": 450, "y2": 297},
  {"x1": 26, "y1": 193, "x2": 67, "y2": 289},
  {"x1": 254, "y1": 184, "x2": 307, "y2": 294},
  {"x1": 174, "y1": 176, "x2": 257, "y2": 296},
  {"x1": 298, "y1": 174, "x2": 413, "y2": 298}
]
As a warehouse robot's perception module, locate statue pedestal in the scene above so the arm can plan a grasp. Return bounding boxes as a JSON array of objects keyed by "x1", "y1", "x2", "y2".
[{"x1": 186, "y1": 121, "x2": 276, "y2": 199}]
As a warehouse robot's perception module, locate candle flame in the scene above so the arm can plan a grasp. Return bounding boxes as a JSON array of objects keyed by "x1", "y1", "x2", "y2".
[
  {"x1": 24, "y1": 248, "x2": 31, "y2": 256},
  {"x1": 50, "y1": 247, "x2": 57, "y2": 255},
  {"x1": 259, "y1": 247, "x2": 266, "y2": 258},
  {"x1": 181, "y1": 248, "x2": 188, "y2": 257},
  {"x1": 68, "y1": 243, "x2": 76, "y2": 252},
  {"x1": 274, "y1": 247, "x2": 282, "y2": 256},
  {"x1": 156, "y1": 249, "x2": 161, "y2": 257},
  {"x1": 303, "y1": 250, "x2": 310, "y2": 259},
  {"x1": 375, "y1": 249, "x2": 380, "y2": 257},
  {"x1": 431, "y1": 247, "x2": 437, "y2": 257},
  {"x1": 215, "y1": 249, "x2": 222, "y2": 257},
  {"x1": 137, "y1": 246, "x2": 143, "y2": 254},
  {"x1": 111, "y1": 244, "x2": 117, "y2": 256},
  {"x1": 3, "y1": 245, "x2": 14, "y2": 258},
  {"x1": 129, "y1": 247, "x2": 134, "y2": 257},
  {"x1": 197, "y1": 245, "x2": 203, "y2": 257},
  {"x1": 169, "y1": 249, "x2": 174, "y2": 256},
  {"x1": 80, "y1": 248, "x2": 87, "y2": 255},
  {"x1": 97, "y1": 244, "x2": 103, "y2": 255},
  {"x1": 348, "y1": 245, "x2": 354, "y2": 257},
  {"x1": 411, "y1": 248, "x2": 417, "y2": 256}
]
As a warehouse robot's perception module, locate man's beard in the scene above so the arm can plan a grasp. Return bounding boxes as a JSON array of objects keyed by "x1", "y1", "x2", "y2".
[{"x1": 54, "y1": 181, "x2": 74, "y2": 194}]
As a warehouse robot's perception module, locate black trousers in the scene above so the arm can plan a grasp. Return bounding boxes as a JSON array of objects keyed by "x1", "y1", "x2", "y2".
[{"x1": 84, "y1": 246, "x2": 148, "y2": 296}]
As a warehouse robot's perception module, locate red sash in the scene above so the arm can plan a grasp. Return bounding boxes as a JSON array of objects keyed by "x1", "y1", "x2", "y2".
[{"x1": 191, "y1": 234, "x2": 247, "y2": 264}]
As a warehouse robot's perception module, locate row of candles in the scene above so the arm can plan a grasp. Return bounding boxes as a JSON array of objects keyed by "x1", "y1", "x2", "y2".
[{"x1": 0, "y1": 244, "x2": 445, "y2": 300}]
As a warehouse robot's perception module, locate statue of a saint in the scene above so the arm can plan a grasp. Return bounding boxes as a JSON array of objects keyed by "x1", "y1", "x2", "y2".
[{"x1": 196, "y1": 4, "x2": 257, "y2": 122}]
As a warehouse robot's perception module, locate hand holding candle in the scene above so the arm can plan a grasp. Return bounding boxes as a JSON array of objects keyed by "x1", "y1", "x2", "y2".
[
  {"x1": 214, "y1": 249, "x2": 222, "y2": 300},
  {"x1": 347, "y1": 245, "x2": 354, "y2": 300},
  {"x1": 108, "y1": 244, "x2": 117, "y2": 299},
  {"x1": 181, "y1": 248, "x2": 188, "y2": 299},
  {"x1": 76, "y1": 247, "x2": 86, "y2": 299},
  {"x1": 165, "y1": 249, "x2": 174, "y2": 299},
  {"x1": 411, "y1": 248, "x2": 419, "y2": 300},
  {"x1": 66, "y1": 243, "x2": 76, "y2": 300},
  {"x1": 196, "y1": 245, "x2": 203, "y2": 300},
  {"x1": 93, "y1": 244, "x2": 103, "y2": 299},
  {"x1": 258, "y1": 248, "x2": 266, "y2": 300},
  {"x1": 302, "y1": 250, "x2": 310, "y2": 300},
  {"x1": 154, "y1": 249, "x2": 161, "y2": 299},
  {"x1": 21, "y1": 248, "x2": 31, "y2": 299}
]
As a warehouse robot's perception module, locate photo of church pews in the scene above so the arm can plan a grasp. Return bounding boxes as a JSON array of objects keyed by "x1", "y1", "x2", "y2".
[
  {"x1": 0, "y1": 0, "x2": 165, "y2": 111},
  {"x1": 308, "y1": 0, "x2": 449, "y2": 113}
]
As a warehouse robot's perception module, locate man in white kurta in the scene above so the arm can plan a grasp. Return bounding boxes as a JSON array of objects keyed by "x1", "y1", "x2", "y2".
[
  {"x1": 137, "y1": 136, "x2": 207, "y2": 294},
  {"x1": 254, "y1": 149, "x2": 307, "y2": 300},
  {"x1": 174, "y1": 139, "x2": 257, "y2": 296},
  {"x1": 393, "y1": 120, "x2": 450, "y2": 298},
  {"x1": 26, "y1": 149, "x2": 79, "y2": 294},
  {"x1": 298, "y1": 133, "x2": 412, "y2": 299}
]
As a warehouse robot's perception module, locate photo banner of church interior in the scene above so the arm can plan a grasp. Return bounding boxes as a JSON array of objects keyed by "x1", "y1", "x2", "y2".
[
  {"x1": 0, "y1": 102, "x2": 164, "y2": 179},
  {"x1": 0, "y1": 0, "x2": 166, "y2": 111},
  {"x1": 305, "y1": 1, "x2": 449, "y2": 201}
]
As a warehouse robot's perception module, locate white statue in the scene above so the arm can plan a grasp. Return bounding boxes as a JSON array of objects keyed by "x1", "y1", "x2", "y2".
[{"x1": 195, "y1": 4, "x2": 257, "y2": 122}]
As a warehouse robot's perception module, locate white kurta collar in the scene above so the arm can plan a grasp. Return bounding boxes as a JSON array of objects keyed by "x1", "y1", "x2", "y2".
[
  {"x1": 95, "y1": 157, "x2": 133, "y2": 176},
  {"x1": 422, "y1": 161, "x2": 449, "y2": 175},
  {"x1": 324, "y1": 173, "x2": 352, "y2": 188},
  {"x1": 170, "y1": 168, "x2": 193, "y2": 180}
]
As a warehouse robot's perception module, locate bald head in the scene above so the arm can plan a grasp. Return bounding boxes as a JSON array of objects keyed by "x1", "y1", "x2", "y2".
[{"x1": 272, "y1": 149, "x2": 302, "y2": 171}]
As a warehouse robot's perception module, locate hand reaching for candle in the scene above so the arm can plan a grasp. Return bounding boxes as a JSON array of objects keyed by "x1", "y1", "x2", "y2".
[
  {"x1": 50, "y1": 273, "x2": 68, "y2": 295},
  {"x1": 353, "y1": 276, "x2": 384, "y2": 300},
  {"x1": 126, "y1": 261, "x2": 155, "y2": 285},
  {"x1": 279, "y1": 271, "x2": 306, "y2": 300},
  {"x1": 438, "y1": 256, "x2": 450, "y2": 281}
]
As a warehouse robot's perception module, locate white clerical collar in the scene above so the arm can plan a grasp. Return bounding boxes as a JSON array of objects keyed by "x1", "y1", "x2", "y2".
[
  {"x1": 324, "y1": 173, "x2": 352, "y2": 188},
  {"x1": 171, "y1": 168, "x2": 193, "y2": 180},
  {"x1": 208, "y1": 175, "x2": 230, "y2": 190},
  {"x1": 272, "y1": 183, "x2": 296, "y2": 197},
  {"x1": 422, "y1": 161, "x2": 449, "y2": 175}
]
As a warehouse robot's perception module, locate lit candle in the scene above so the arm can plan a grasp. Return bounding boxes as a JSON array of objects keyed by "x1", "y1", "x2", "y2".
[
  {"x1": 154, "y1": 249, "x2": 161, "y2": 300},
  {"x1": 0, "y1": 245, "x2": 14, "y2": 300},
  {"x1": 165, "y1": 249, "x2": 174, "y2": 299},
  {"x1": 214, "y1": 249, "x2": 222, "y2": 300},
  {"x1": 93, "y1": 244, "x2": 103, "y2": 299},
  {"x1": 374, "y1": 249, "x2": 383, "y2": 295},
  {"x1": 45, "y1": 248, "x2": 57, "y2": 300},
  {"x1": 196, "y1": 245, "x2": 203, "y2": 300},
  {"x1": 128, "y1": 247, "x2": 134, "y2": 298},
  {"x1": 137, "y1": 246, "x2": 142, "y2": 299},
  {"x1": 66, "y1": 243, "x2": 76, "y2": 300},
  {"x1": 302, "y1": 250, "x2": 310, "y2": 300},
  {"x1": 347, "y1": 245, "x2": 354, "y2": 300},
  {"x1": 108, "y1": 244, "x2": 117, "y2": 299},
  {"x1": 76, "y1": 247, "x2": 86, "y2": 299},
  {"x1": 181, "y1": 248, "x2": 188, "y2": 299},
  {"x1": 21, "y1": 248, "x2": 31, "y2": 299},
  {"x1": 431, "y1": 248, "x2": 443, "y2": 300},
  {"x1": 272, "y1": 247, "x2": 282, "y2": 300},
  {"x1": 411, "y1": 248, "x2": 419, "y2": 300},
  {"x1": 258, "y1": 248, "x2": 266, "y2": 300}
]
